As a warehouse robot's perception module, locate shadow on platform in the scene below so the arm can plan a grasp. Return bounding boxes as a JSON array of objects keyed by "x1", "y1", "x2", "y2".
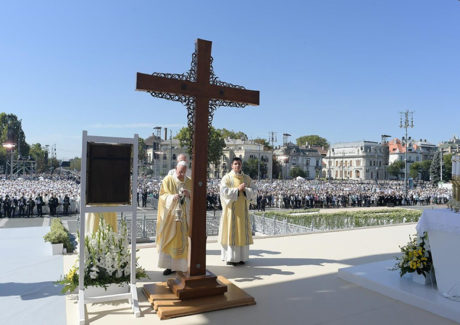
[{"x1": 0, "y1": 281, "x2": 64, "y2": 300}]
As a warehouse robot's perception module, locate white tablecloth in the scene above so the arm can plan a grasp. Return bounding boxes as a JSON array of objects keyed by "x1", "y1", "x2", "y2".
[
  {"x1": 416, "y1": 209, "x2": 460, "y2": 301},
  {"x1": 416, "y1": 208, "x2": 460, "y2": 235}
]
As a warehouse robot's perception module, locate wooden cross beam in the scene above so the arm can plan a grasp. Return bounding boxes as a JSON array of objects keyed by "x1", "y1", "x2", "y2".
[{"x1": 136, "y1": 39, "x2": 259, "y2": 278}]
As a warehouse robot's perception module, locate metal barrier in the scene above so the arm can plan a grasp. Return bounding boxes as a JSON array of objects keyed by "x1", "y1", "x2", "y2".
[
  {"x1": 252, "y1": 214, "x2": 311, "y2": 236},
  {"x1": 120, "y1": 212, "x2": 222, "y2": 241}
]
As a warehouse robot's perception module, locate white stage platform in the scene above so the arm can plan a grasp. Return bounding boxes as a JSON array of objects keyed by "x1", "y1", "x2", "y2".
[
  {"x1": 0, "y1": 227, "x2": 66, "y2": 325},
  {"x1": 338, "y1": 259, "x2": 460, "y2": 324}
]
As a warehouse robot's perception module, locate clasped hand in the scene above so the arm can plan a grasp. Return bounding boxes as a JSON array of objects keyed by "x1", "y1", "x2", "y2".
[{"x1": 238, "y1": 183, "x2": 246, "y2": 192}]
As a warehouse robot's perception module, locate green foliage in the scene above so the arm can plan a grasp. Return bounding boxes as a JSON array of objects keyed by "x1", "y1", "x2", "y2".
[
  {"x1": 255, "y1": 209, "x2": 422, "y2": 231},
  {"x1": 409, "y1": 160, "x2": 431, "y2": 181},
  {"x1": 218, "y1": 128, "x2": 248, "y2": 140},
  {"x1": 29, "y1": 143, "x2": 48, "y2": 172},
  {"x1": 208, "y1": 127, "x2": 226, "y2": 168},
  {"x1": 175, "y1": 126, "x2": 225, "y2": 168},
  {"x1": 430, "y1": 152, "x2": 442, "y2": 184},
  {"x1": 387, "y1": 160, "x2": 405, "y2": 179},
  {"x1": 242, "y1": 158, "x2": 257, "y2": 179},
  {"x1": 44, "y1": 219, "x2": 74, "y2": 253},
  {"x1": 0, "y1": 113, "x2": 29, "y2": 166},
  {"x1": 393, "y1": 232, "x2": 433, "y2": 278},
  {"x1": 69, "y1": 157, "x2": 81, "y2": 171},
  {"x1": 296, "y1": 135, "x2": 329, "y2": 149},
  {"x1": 272, "y1": 156, "x2": 281, "y2": 179},
  {"x1": 443, "y1": 153, "x2": 452, "y2": 181},
  {"x1": 253, "y1": 138, "x2": 272, "y2": 150},
  {"x1": 138, "y1": 137, "x2": 146, "y2": 163},
  {"x1": 289, "y1": 167, "x2": 306, "y2": 178}
]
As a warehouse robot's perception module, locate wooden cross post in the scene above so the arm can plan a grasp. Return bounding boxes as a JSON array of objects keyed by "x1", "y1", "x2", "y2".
[{"x1": 136, "y1": 39, "x2": 259, "y2": 298}]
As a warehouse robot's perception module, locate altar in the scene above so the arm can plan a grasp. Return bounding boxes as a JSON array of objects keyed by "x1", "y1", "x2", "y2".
[{"x1": 416, "y1": 209, "x2": 460, "y2": 301}]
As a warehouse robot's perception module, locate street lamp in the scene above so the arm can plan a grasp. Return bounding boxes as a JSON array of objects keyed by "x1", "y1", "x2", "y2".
[
  {"x1": 2, "y1": 142, "x2": 15, "y2": 178},
  {"x1": 400, "y1": 111, "x2": 414, "y2": 198},
  {"x1": 257, "y1": 143, "x2": 261, "y2": 181}
]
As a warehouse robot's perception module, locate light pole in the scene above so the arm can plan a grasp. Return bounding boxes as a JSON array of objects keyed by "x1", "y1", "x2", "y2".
[
  {"x1": 400, "y1": 111, "x2": 414, "y2": 198},
  {"x1": 2, "y1": 143, "x2": 15, "y2": 178},
  {"x1": 257, "y1": 143, "x2": 261, "y2": 181},
  {"x1": 440, "y1": 149, "x2": 443, "y2": 183}
]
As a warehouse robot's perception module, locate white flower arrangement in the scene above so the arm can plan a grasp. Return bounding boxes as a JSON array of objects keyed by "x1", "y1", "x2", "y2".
[{"x1": 59, "y1": 218, "x2": 147, "y2": 293}]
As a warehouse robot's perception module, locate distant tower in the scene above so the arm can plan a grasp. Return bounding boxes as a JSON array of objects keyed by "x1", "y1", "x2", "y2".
[
  {"x1": 153, "y1": 126, "x2": 162, "y2": 138},
  {"x1": 283, "y1": 133, "x2": 291, "y2": 146},
  {"x1": 268, "y1": 131, "x2": 277, "y2": 148},
  {"x1": 381, "y1": 134, "x2": 391, "y2": 144}
]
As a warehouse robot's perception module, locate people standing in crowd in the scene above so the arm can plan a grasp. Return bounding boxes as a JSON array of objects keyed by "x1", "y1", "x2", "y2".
[
  {"x1": 27, "y1": 196, "x2": 35, "y2": 217},
  {"x1": 63, "y1": 194, "x2": 70, "y2": 215},
  {"x1": 18, "y1": 194, "x2": 26, "y2": 217},
  {"x1": 36, "y1": 194, "x2": 44, "y2": 217}
]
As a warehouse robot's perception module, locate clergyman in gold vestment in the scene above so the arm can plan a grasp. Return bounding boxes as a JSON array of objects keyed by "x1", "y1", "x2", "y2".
[
  {"x1": 219, "y1": 157, "x2": 257, "y2": 266},
  {"x1": 156, "y1": 161, "x2": 192, "y2": 275}
]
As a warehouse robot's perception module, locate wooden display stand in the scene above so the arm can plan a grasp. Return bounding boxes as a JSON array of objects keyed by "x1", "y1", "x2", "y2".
[
  {"x1": 144, "y1": 276, "x2": 255, "y2": 320},
  {"x1": 78, "y1": 131, "x2": 140, "y2": 325}
]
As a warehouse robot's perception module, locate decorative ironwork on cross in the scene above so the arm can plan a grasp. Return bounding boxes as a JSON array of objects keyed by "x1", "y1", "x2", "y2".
[
  {"x1": 140, "y1": 43, "x2": 256, "y2": 149},
  {"x1": 136, "y1": 39, "x2": 259, "y2": 280}
]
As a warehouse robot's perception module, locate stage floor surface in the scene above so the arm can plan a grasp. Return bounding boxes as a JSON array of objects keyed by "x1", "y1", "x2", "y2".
[{"x1": 0, "y1": 226, "x2": 65, "y2": 325}]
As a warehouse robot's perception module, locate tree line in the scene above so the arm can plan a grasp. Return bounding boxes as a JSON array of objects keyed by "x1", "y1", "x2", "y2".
[{"x1": 386, "y1": 152, "x2": 453, "y2": 184}]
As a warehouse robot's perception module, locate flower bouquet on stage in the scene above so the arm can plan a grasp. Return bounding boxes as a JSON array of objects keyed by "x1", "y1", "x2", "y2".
[{"x1": 59, "y1": 218, "x2": 147, "y2": 294}]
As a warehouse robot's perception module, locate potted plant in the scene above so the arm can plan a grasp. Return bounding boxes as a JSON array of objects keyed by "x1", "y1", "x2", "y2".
[
  {"x1": 44, "y1": 219, "x2": 75, "y2": 255},
  {"x1": 59, "y1": 218, "x2": 147, "y2": 296}
]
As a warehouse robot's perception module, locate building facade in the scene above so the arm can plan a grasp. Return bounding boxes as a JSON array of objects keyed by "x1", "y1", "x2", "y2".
[
  {"x1": 145, "y1": 135, "x2": 190, "y2": 177},
  {"x1": 212, "y1": 139, "x2": 273, "y2": 179},
  {"x1": 273, "y1": 143, "x2": 322, "y2": 180},
  {"x1": 324, "y1": 141, "x2": 388, "y2": 180}
]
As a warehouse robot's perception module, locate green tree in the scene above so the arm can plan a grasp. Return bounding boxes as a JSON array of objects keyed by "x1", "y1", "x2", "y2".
[
  {"x1": 430, "y1": 152, "x2": 450, "y2": 184},
  {"x1": 175, "y1": 126, "x2": 226, "y2": 168},
  {"x1": 290, "y1": 167, "x2": 306, "y2": 178},
  {"x1": 443, "y1": 153, "x2": 452, "y2": 181},
  {"x1": 69, "y1": 157, "x2": 81, "y2": 171},
  {"x1": 253, "y1": 138, "x2": 273, "y2": 150},
  {"x1": 138, "y1": 137, "x2": 146, "y2": 163},
  {"x1": 218, "y1": 128, "x2": 248, "y2": 140},
  {"x1": 242, "y1": 158, "x2": 257, "y2": 179},
  {"x1": 29, "y1": 143, "x2": 48, "y2": 172},
  {"x1": 387, "y1": 160, "x2": 405, "y2": 179},
  {"x1": 272, "y1": 156, "x2": 281, "y2": 179},
  {"x1": 409, "y1": 160, "x2": 431, "y2": 181},
  {"x1": 0, "y1": 113, "x2": 30, "y2": 167},
  {"x1": 430, "y1": 152, "x2": 441, "y2": 184},
  {"x1": 296, "y1": 135, "x2": 329, "y2": 149}
]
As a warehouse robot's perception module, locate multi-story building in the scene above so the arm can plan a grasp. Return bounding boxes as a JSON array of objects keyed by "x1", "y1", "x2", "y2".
[
  {"x1": 324, "y1": 141, "x2": 388, "y2": 180},
  {"x1": 439, "y1": 136, "x2": 460, "y2": 154},
  {"x1": 273, "y1": 143, "x2": 322, "y2": 179},
  {"x1": 388, "y1": 138, "x2": 437, "y2": 165},
  {"x1": 212, "y1": 138, "x2": 273, "y2": 179},
  {"x1": 145, "y1": 135, "x2": 190, "y2": 177}
]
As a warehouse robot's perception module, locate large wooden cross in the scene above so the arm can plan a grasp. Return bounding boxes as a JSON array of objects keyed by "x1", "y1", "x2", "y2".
[{"x1": 136, "y1": 39, "x2": 259, "y2": 279}]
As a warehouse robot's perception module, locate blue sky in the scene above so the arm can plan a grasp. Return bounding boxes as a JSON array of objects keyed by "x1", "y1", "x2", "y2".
[{"x1": 1, "y1": 1, "x2": 459, "y2": 159}]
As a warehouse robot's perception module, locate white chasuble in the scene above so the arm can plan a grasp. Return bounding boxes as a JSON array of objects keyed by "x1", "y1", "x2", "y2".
[{"x1": 219, "y1": 170, "x2": 257, "y2": 262}]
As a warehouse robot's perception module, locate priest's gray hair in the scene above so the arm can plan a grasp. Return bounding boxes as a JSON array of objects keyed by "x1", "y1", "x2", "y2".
[{"x1": 177, "y1": 161, "x2": 187, "y2": 168}]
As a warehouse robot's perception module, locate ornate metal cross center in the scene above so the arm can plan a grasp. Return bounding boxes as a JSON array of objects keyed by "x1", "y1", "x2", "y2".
[{"x1": 136, "y1": 39, "x2": 259, "y2": 277}]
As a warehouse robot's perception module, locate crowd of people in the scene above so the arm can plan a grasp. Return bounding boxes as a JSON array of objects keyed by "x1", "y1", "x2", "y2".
[
  {"x1": 0, "y1": 174, "x2": 80, "y2": 217},
  {"x1": 206, "y1": 179, "x2": 452, "y2": 211},
  {"x1": 0, "y1": 173, "x2": 453, "y2": 218}
]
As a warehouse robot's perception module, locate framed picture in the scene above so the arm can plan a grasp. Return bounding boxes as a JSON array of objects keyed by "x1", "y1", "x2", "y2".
[{"x1": 86, "y1": 142, "x2": 132, "y2": 205}]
